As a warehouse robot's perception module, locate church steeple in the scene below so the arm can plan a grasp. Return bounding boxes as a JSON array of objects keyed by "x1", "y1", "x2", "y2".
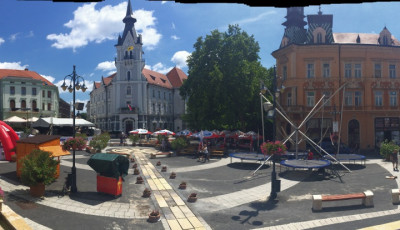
[{"x1": 117, "y1": 0, "x2": 139, "y2": 46}]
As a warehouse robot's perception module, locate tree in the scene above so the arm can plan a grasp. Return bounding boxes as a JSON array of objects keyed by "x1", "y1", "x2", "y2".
[{"x1": 180, "y1": 24, "x2": 272, "y2": 131}]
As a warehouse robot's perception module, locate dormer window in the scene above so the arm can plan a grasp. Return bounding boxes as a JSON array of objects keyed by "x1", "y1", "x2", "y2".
[
  {"x1": 150, "y1": 75, "x2": 156, "y2": 81},
  {"x1": 317, "y1": 33, "x2": 322, "y2": 43},
  {"x1": 312, "y1": 27, "x2": 326, "y2": 44}
]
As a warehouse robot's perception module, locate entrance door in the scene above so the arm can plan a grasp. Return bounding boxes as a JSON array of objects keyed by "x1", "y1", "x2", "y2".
[
  {"x1": 125, "y1": 120, "x2": 134, "y2": 134},
  {"x1": 348, "y1": 119, "x2": 360, "y2": 151}
]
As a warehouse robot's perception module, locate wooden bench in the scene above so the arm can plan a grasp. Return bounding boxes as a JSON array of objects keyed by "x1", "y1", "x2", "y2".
[
  {"x1": 391, "y1": 189, "x2": 400, "y2": 204},
  {"x1": 312, "y1": 190, "x2": 374, "y2": 211},
  {"x1": 211, "y1": 150, "x2": 224, "y2": 157}
]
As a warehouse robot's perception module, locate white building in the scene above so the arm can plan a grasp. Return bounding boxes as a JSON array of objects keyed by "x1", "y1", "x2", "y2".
[{"x1": 88, "y1": 0, "x2": 187, "y2": 134}]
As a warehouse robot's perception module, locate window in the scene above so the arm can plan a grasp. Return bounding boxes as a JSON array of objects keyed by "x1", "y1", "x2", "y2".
[
  {"x1": 344, "y1": 91, "x2": 353, "y2": 106},
  {"x1": 10, "y1": 100, "x2": 15, "y2": 110},
  {"x1": 306, "y1": 91, "x2": 315, "y2": 107},
  {"x1": 383, "y1": 36, "x2": 388, "y2": 45},
  {"x1": 158, "y1": 104, "x2": 161, "y2": 113},
  {"x1": 10, "y1": 86, "x2": 15, "y2": 95},
  {"x1": 32, "y1": 100, "x2": 37, "y2": 110},
  {"x1": 47, "y1": 91, "x2": 51, "y2": 98},
  {"x1": 375, "y1": 91, "x2": 383, "y2": 106},
  {"x1": 354, "y1": 64, "x2": 362, "y2": 78},
  {"x1": 283, "y1": 66, "x2": 287, "y2": 80},
  {"x1": 127, "y1": 86, "x2": 131, "y2": 95},
  {"x1": 47, "y1": 103, "x2": 51, "y2": 110},
  {"x1": 287, "y1": 92, "x2": 292, "y2": 106},
  {"x1": 322, "y1": 91, "x2": 331, "y2": 106},
  {"x1": 345, "y1": 63, "x2": 352, "y2": 78},
  {"x1": 42, "y1": 103, "x2": 45, "y2": 110},
  {"x1": 152, "y1": 104, "x2": 155, "y2": 114},
  {"x1": 127, "y1": 71, "x2": 131, "y2": 81},
  {"x1": 354, "y1": 91, "x2": 362, "y2": 107},
  {"x1": 32, "y1": 88, "x2": 37, "y2": 96},
  {"x1": 21, "y1": 87, "x2": 26, "y2": 95},
  {"x1": 42, "y1": 90, "x2": 45, "y2": 97},
  {"x1": 323, "y1": 63, "x2": 330, "y2": 78},
  {"x1": 21, "y1": 100, "x2": 26, "y2": 109},
  {"x1": 317, "y1": 33, "x2": 322, "y2": 43},
  {"x1": 390, "y1": 91, "x2": 397, "y2": 106},
  {"x1": 390, "y1": 64, "x2": 396, "y2": 79},
  {"x1": 374, "y1": 63, "x2": 381, "y2": 78},
  {"x1": 307, "y1": 63, "x2": 314, "y2": 78},
  {"x1": 152, "y1": 89, "x2": 155, "y2": 97}
]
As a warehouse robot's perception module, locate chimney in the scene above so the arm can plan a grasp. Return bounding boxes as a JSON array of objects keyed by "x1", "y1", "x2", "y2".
[{"x1": 24, "y1": 68, "x2": 29, "y2": 71}]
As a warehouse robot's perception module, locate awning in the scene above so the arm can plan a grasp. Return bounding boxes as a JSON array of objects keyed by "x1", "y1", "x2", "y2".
[{"x1": 39, "y1": 145, "x2": 71, "y2": 157}]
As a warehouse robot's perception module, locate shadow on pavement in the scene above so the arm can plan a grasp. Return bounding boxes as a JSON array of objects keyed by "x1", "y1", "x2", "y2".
[
  {"x1": 311, "y1": 204, "x2": 374, "y2": 213},
  {"x1": 227, "y1": 162, "x2": 270, "y2": 170},
  {"x1": 231, "y1": 199, "x2": 278, "y2": 226}
]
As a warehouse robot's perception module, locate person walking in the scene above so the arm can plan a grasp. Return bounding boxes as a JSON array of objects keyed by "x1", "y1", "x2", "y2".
[{"x1": 392, "y1": 148, "x2": 398, "y2": 171}]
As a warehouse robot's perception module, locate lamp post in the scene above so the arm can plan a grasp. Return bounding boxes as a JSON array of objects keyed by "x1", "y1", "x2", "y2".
[
  {"x1": 60, "y1": 65, "x2": 87, "y2": 193},
  {"x1": 269, "y1": 65, "x2": 278, "y2": 201}
]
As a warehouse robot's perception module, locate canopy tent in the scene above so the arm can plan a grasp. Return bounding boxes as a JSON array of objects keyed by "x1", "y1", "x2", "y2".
[
  {"x1": 4, "y1": 116, "x2": 26, "y2": 123},
  {"x1": 27, "y1": 117, "x2": 39, "y2": 123},
  {"x1": 32, "y1": 117, "x2": 95, "y2": 128}
]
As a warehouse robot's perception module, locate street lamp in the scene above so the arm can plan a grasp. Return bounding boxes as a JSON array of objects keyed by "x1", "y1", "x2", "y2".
[
  {"x1": 60, "y1": 65, "x2": 87, "y2": 193},
  {"x1": 269, "y1": 65, "x2": 279, "y2": 201}
]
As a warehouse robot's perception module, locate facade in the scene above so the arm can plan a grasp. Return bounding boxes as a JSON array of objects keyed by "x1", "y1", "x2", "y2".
[
  {"x1": 89, "y1": 0, "x2": 187, "y2": 134},
  {"x1": 272, "y1": 7, "x2": 400, "y2": 151},
  {"x1": 59, "y1": 98, "x2": 70, "y2": 118},
  {"x1": 0, "y1": 68, "x2": 59, "y2": 121}
]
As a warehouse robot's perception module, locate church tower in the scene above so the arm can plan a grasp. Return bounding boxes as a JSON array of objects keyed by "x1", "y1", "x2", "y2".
[
  {"x1": 280, "y1": 7, "x2": 307, "y2": 48},
  {"x1": 305, "y1": 7, "x2": 334, "y2": 44}
]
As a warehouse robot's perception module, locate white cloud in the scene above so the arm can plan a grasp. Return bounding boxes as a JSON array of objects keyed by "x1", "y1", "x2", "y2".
[
  {"x1": 0, "y1": 62, "x2": 28, "y2": 69},
  {"x1": 0, "y1": 37, "x2": 4, "y2": 45},
  {"x1": 41, "y1": 74, "x2": 55, "y2": 83},
  {"x1": 161, "y1": 1, "x2": 167, "y2": 4},
  {"x1": 151, "y1": 62, "x2": 172, "y2": 74},
  {"x1": 47, "y1": 2, "x2": 161, "y2": 51},
  {"x1": 9, "y1": 33, "x2": 20, "y2": 42},
  {"x1": 171, "y1": 51, "x2": 190, "y2": 69},
  {"x1": 95, "y1": 61, "x2": 116, "y2": 72},
  {"x1": 26, "y1": 31, "x2": 34, "y2": 38},
  {"x1": 144, "y1": 64, "x2": 151, "y2": 70},
  {"x1": 231, "y1": 11, "x2": 277, "y2": 26},
  {"x1": 172, "y1": 23, "x2": 175, "y2": 29},
  {"x1": 171, "y1": 35, "x2": 180, "y2": 40}
]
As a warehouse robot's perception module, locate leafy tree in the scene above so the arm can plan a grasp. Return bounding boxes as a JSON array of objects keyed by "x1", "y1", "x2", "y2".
[{"x1": 180, "y1": 24, "x2": 272, "y2": 131}]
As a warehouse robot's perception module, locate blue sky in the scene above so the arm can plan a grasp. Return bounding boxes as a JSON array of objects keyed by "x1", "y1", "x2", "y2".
[{"x1": 1, "y1": 0, "x2": 400, "y2": 109}]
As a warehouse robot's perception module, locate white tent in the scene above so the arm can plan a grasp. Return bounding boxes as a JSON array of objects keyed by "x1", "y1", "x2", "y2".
[
  {"x1": 32, "y1": 117, "x2": 95, "y2": 128},
  {"x1": 3, "y1": 116, "x2": 26, "y2": 123},
  {"x1": 27, "y1": 117, "x2": 39, "y2": 122}
]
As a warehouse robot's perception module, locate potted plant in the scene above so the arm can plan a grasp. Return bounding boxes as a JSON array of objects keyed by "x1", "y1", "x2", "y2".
[
  {"x1": 179, "y1": 181, "x2": 187, "y2": 189},
  {"x1": 136, "y1": 176, "x2": 144, "y2": 184},
  {"x1": 89, "y1": 133, "x2": 110, "y2": 153},
  {"x1": 130, "y1": 158, "x2": 135, "y2": 163},
  {"x1": 170, "y1": 172, "x2": 176, "y2": 179},
  {"x1": 187, "y1": 192, "x2": 197, "y2": 202},
  {"x1": 20, "y1": 149, "x2": 59, "y2": 197},
  {"x1": 380, "y1": 140, "x2": 399, "y2": 161},
  {"x1": 148, "y1": 210, "x2": 160, "y2": 222},
  {"x1": 171, "y1": 137, "x2": 188, "y2": 154},
  {"x1": 63, "y1": 137, "x2": 87, "y2": 150},
  {"x1": 150, "y1": 153, "x2": 156, "y2": 159},
  {"x1": 161, "y1": 166, "x2": 167, "y2": 172},
  {"x1": 142, "y1": 188, "x2": 151, "y2": 198},
  {"x1": 156, "y1": 161, "x2": 161, "y2": 166},
  {"x1": 133, "y1": 168, "x2": 140, "y2": 175},
  {"x1": 260, "y1": 140, "x2": 287, "y2": 156},
  {"x1": 129, "y1": 134, "x2": 139, "y2": 146},
  {"x1": 132, "y1": 163, "x2": 138, "y2": 169}
]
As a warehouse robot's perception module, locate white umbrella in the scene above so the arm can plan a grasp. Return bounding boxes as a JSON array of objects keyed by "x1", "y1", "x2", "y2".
[
  {"x1": 27, "y1": 117, "x2": 39, "y2": 122},
  {"x1": 129, "y1": 129, "x2": 152, "y2": 135},
  {"x1": 153, "y1": 129, "x2": 175, "y2": 136},
  {"x1": 3, "y1": 116, "x2": 26, "y2": 123}
]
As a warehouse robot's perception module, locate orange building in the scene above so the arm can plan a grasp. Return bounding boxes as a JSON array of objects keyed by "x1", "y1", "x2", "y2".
[{"x1": 272, "y1": 7, "x2": 400, "y2": 152}]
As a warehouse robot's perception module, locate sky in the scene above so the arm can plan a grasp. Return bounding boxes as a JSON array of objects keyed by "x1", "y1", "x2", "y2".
[{"x1": 1, "y1": 0, "x2": 400, "y2": 110}]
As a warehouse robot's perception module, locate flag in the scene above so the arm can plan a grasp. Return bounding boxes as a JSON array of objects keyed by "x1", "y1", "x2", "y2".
[
  {"x1": 128, "y1": 104, "x2": 133, "y2": 111},
  {"x1": 127, "y1": 46, "x2": 134, "y2": 51}
]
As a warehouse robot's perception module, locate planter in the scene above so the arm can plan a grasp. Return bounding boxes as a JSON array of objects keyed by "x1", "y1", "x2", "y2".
[
  {"x1": 187, "y1": 196, "x2": 197, "y2": 203},
  {"x1": 170, "y1": 172, "x2": 176, "y2": 179},
  {"x1": 156, "y1": 161, "x2": 161, "y2": 166},
  {"x1": 150, "y1": 154, "x2": 156, "y2": 159},
  {"x1": 161, "y1": 166, "x2": 167, "y2": 172},
  {"x1": 142, "y1": 189, "x2": 151, "y2": 197},
  {"x1": 132, "y1": 163, "x2": 138, "y2": 169},
  {"x1": 134, "y1": 168, "x2": 140, "y2": 175},
  {"x1": 136, "y1": 177, "x2": 144, "y2": 184},
  {"x1": 178, "y1": 183, "x2": 186, "y2": 189},
  {"x1": 30, "y1": 183, "x2": 45, "y2": 197},
  {"x1": 148, "y1": 213, "x2": 160, "y2": 223}
]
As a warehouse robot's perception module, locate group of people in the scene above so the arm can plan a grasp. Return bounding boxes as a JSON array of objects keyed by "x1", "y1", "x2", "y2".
[{"x1": 196, "y1": 141, "x2": 210, "y2": 163}]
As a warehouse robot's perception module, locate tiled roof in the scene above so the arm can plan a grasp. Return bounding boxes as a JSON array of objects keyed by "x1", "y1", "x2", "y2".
[
  {"x1": 333, "y1": 33, "x2": 400, "y2": 46},
  {"x1": 166, "y1": 67, "x2": 188, "y2": 88},
  {"x1": 142, "y1": 68, "x2": 173, "y2": 89},
  {"x1": 102, "y1": 73, "x2": 116, "y2": 86},
  {"x1": 0, "y1": 69, "x2": 54, "y2": 86}
]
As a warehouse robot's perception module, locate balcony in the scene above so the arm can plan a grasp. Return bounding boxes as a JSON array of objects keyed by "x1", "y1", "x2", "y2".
[{"x1": 119, "y1": 107, "x2": 138, "y2": 114}]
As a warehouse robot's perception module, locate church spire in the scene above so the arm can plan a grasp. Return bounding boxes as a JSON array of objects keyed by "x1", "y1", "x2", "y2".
[
  {"x1": 117, "y1": 0, "x2": 138, "y2": 46},
  {"x1": 123, "y1": 0, "x2": 136, "y2": 24}
]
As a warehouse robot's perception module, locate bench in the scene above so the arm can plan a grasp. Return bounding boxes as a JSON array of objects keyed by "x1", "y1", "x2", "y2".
[
  {"x1": 391, "y1": 189, "x2": 400, "y2": 204},
  {"x1": 312, "y1": 190, "x2": 374, "y2": 211},
  {"x1": 211, "y1": 150, "x2": 224, "y2": 157}
]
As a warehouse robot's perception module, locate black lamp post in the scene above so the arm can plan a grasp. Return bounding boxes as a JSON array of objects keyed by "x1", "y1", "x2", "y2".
[
  {"x1": 269, "y1": 65, "x2": 279, "y2": 201},
  {"x1": 60, "y1": 65, "x2": 87, "y2": 193}
]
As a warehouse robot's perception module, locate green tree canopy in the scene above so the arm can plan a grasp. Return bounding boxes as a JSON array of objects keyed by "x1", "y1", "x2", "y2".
[{"x1": 180, "y1": 25, "x2": 272, "y2": 131}]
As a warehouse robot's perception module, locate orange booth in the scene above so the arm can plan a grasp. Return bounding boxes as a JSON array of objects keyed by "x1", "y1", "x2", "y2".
[{"x1": 16, "y1": 135, "x2": 71, "y2": 178}]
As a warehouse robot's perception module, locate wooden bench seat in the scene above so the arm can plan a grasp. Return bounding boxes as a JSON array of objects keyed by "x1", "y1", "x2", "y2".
[
  {"x1": 312, "y1": 190, "x2": 373, "y2": 211},
  {"x1": 391, "y1": 189, "x2": 400, "y2": 204},
  {"x1": 211, "y1": 150, "x2": 224, "y2": 157}
]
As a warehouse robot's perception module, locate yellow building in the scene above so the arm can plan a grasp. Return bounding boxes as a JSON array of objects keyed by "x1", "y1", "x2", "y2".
[{"x1": 272, "y1": 7, "x2": 400, "y2": 152}]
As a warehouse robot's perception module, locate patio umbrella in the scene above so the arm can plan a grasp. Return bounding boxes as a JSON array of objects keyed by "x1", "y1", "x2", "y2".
[
  {"x1": 3, "y1": 116, "x2": 26, "y2": 123},
  {"x1": 153, "y1": 129, "x2": 175, "y2": 136},
  {"x1": 176, "y1": 129, "x2": 192, "y2": 137},
  {"x1": 129, "y1": 129, "x2": 152, "y2": 135}
]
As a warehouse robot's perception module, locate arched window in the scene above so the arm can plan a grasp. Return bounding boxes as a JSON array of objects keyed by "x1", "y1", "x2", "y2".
[
  {"x1": 10, "y1": 100, "x2": 15, "y2": 110},
  {"x1": 32, "y1": 100, "x2": 37, "y2": 110},
  {"x1": 130, "y1": 51, "x2": 133, "y2": 59},
  {"x1": 127, "y1": 71, "x2": 131, "y2": 81},
  {"x1": 127, "y1": 86, "x2": 131, "y2": 95},
  {"x1": 317, "y1": 33, "x2": 322, "y2": 43},
  {"x1": 21, "y1": 100, "x2": 26, "y2": 109},
  {"x1": 47, "y1": 103, "x2": 51, "y2": 111}
]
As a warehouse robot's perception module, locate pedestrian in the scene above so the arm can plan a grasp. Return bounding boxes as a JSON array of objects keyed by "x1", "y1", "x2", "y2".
[
  {"x1": 202, "y1": 144, "x2": 210, "y2": 163},
  {"x1": 307, "y1": 149, "x2": 314, "y2": 160},
  {"x1": 120, "y1": 132, "x2": 124, "y2": 146},
  {"x1": 391, "y1": 148, "x2": 398, "y2": 171}
]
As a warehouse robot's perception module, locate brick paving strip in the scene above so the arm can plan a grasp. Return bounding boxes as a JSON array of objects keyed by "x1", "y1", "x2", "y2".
[{"x1": 134, "y1": 150, "x2": 212, "y2": 230}]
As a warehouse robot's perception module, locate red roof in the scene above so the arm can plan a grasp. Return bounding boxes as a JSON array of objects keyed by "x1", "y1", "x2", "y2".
[
  {"x1": 166, "y1": 67, "x2": 188, "y2": 88},
  {"x1": 0, "y1": 69, "x2": 54, "y2": 86},
  {"x1": 102, "y1": 73, "x2": 115, "y2": 86},
  {"x1": 142, "y1": 68, "x2": 173, "y2": 89}
]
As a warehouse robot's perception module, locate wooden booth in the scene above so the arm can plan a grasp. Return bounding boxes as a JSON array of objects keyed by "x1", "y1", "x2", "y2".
[{"x1": 16, "y1": 135, "x2": 70, "y2": 178}]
